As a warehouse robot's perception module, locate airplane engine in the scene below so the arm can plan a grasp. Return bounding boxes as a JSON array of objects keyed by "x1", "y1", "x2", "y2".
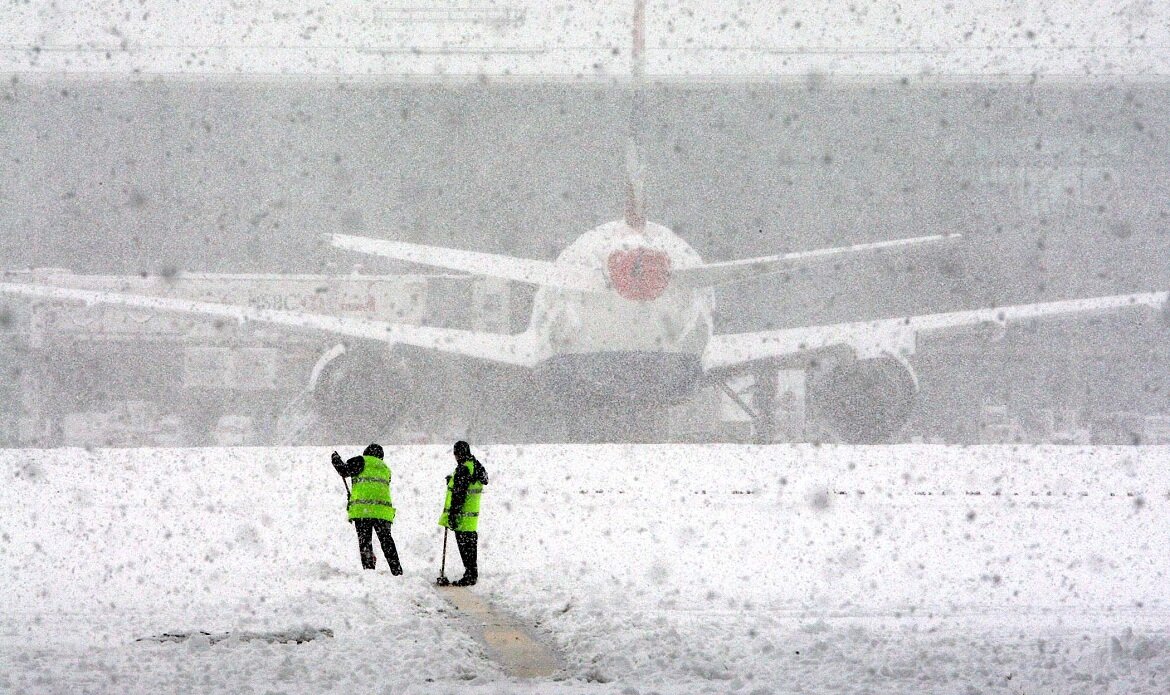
[
  {"x1": 309, "y1": 345, "x2": 423, "y2": 438},
  {"x1": 807, "y1": 355, "x2": 918, "y2": 444}
]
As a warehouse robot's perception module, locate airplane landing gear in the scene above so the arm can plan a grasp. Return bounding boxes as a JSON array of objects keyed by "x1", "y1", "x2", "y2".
[{"x1": 711, "y1": 365, "x2": 779, "y2": 445}]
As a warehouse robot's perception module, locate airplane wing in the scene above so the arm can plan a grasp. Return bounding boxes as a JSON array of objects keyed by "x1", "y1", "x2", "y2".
[
  {"x1": 330, "y1": 233, "x2": 606, "y2": 292},
  {"x1": 703, "y1": 290, "x2": 1169, "y2": 370},
  {"x1": 0, "y1": 281, "x2": 541, "y2": 367},
  {"x1": 676, "y1": 234, "x2": 960, "y2": 289}
]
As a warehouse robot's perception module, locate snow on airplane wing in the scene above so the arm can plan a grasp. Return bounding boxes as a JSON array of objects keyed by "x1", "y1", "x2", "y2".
[
  {"x1": 703, "y1": 290, "x2": 1170, "y2": 370},
  {"x1": 676, "y1": 234, "x2": 960, "y2": 288},
  {"x1": 329, "y1": 233, "x2": 607, "y2": 292},
  {"x1": 0, "y1": 282, "x2": 541, "y2": 367}
]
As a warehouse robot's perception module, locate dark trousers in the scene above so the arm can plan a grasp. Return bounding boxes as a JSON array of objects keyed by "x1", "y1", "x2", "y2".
[
  {"x1": 354, "y1": 518, "x2": 402, "y2": 573},
  {"x1": 454, "y1": 530, "x2": 478, "y2": 578}
]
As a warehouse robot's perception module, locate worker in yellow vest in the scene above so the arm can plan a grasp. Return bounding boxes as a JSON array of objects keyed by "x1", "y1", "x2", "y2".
[
  {"x1": 438, "y1": 440, "x2": 488, "y2": 586},
  {"x1": 332, "y1": 443, "x2": 403, "y2": 574}
]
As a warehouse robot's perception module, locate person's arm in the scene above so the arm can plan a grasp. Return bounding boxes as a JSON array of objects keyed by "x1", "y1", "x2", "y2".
[
  {"x1": 448, "y1": 463, "x2": 470, "y2": 528},
  {"x1": 331, "y1": 451, "x2": 363, "y2": 478}
]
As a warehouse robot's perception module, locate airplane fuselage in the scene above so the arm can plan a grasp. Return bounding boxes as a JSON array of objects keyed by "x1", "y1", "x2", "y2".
[
  {"x1": 526, "y1": 220, "x2": 715, "y2": 405},
  {"x1": 528, "y1": 220, "x2": 714, "y2": 356}
]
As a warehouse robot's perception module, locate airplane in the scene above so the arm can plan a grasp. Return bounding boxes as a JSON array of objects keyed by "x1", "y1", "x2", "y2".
[{"x1": 2, "y1": 0, "x2": 1168, "y2": 444}]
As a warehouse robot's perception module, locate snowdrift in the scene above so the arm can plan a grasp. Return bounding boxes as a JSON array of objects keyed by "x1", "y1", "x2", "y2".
[{"x1": 2, "y1": 444, "x2": 1169, "y2": 693}]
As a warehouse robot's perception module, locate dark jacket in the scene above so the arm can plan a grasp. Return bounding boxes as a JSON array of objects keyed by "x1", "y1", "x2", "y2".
[
  {"x1": 448, "y1": 455, "x2": 489, "y2": 526},
  {"x1": 332, "y1": 451, "x2": 365, "y2": 478},
  {"x1": 332, "y1": 444, "x2": 385, "y2": 478}
]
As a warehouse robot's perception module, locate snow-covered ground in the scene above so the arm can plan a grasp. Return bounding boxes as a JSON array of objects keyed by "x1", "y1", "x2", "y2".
[
  {"x1": 5, "y1": 1, "x2": 1169, "y2": 78},
  {"x1": 2, "y1": 444, "x2": 1169, "y2": 693}
]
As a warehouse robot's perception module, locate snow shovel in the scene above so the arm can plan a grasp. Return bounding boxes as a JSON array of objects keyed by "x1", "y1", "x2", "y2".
[
  {"x1": 340, "y1": 476, "x2": 352, "y2": 524},
  {"x1": 436, "y1": 527, "x2": 451, "y2": 586}
]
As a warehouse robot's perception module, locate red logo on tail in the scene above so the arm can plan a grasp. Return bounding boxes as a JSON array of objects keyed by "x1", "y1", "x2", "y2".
[{"x1": 608, "y1": 248, "x2": 671, "y2": 301}]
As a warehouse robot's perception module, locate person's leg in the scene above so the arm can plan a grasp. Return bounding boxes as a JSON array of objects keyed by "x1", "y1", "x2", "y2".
[
  {"x1": 454, "y1": 531, "x2": 478, "y2": 584},
  {"x1": 373, "y1": 519, "x2": 403, "y2": 575},
  {"x1": 354, "y1": 519, "x2": 376, "y2": 570}
]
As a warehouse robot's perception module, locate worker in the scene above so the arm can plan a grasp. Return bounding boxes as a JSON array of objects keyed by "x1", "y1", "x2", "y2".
[
  {"x1": 438, "y1": 440, "x2": 488, "y2": 586},
  {"x1": 332, "y1": 443, "x2": 403, "y2": 574}
]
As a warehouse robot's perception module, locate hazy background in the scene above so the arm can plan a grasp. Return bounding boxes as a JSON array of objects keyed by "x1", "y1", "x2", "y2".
[
  {"x1": 2, "y1": 78, "x2": 1169, "y2": 444},
  {"x1": 3, "y1": 80, "x2": 1168, "y2": 326}
]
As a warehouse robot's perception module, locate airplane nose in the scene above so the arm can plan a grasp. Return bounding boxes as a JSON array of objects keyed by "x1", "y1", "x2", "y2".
[{"x1": 607, "y1": 248, "x2": 671, "y2": 301}]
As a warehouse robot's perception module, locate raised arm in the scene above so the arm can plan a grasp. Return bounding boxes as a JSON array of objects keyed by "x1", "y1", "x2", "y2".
[{"x1": 331, "y1": 451, "x2": 364, "y2": 478}]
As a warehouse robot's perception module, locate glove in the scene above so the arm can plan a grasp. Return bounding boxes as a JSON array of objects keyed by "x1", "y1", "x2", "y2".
[
  {"x1": 447, "y1": 513, "x2": 460, "y2": 530},
  {"x1": 331, "y1": 451, "x2": 345, "y2": 476}
]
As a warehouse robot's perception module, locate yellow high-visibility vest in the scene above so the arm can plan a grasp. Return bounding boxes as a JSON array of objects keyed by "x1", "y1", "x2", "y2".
[
  {"x1": 438, "y1": 459, "x2": 483, "y2": 531},
  {"x1": 348, "y1": 455, "x2": 395, "y2": 522}
]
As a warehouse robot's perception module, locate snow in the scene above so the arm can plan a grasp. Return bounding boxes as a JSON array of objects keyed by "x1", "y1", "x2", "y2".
[
  {"x1": 4, "y1": 1, "x2": 1169, "y2": 78},
  {"x1": 3, "y1": 444, "x2": 1170, "y2": 693}
]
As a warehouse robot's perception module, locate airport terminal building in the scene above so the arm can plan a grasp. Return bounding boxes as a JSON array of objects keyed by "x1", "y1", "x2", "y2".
[{"x1": 2, "y1": 268, "x2": 1168, "y2": 446}]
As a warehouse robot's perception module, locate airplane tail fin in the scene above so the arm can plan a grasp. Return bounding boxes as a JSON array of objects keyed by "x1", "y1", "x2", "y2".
[
  {"x1": 624, "y1": 142, "x2": 646, "y2": 232},
  {"x1": 623, "y1": 0, "x2": 648, "y2": 234}
]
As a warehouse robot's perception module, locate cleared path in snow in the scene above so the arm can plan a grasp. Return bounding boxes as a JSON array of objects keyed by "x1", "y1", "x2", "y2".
[{"x1": 438, "y1": 586, "x2": 562, "y2": 679}]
